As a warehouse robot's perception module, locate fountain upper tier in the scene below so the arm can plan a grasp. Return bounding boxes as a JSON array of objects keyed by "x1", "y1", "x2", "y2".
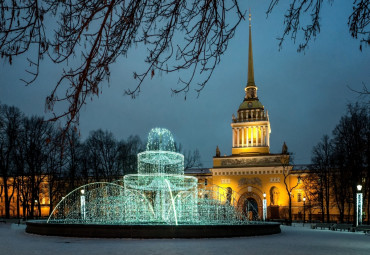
[{"x1": 138, "y1": 128, "x2": 184, "y2": 175}]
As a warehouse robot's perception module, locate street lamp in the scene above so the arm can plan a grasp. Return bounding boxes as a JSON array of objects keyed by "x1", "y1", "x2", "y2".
[
  {"x1": 34, "y1": 199, "x2": 38, "y2": 218},
  {"x1": 263, "y1": 192, "x2": 267, "y2": 221},
  {"x1": 303, "y1": 197, "x2": 306, "y2": 224},
  {"x1": 81, "y1": 189, "x2": 86, "y2": 221},
  {"x1": 356, "y1": 184, "x2": 363, "y2": 226}
]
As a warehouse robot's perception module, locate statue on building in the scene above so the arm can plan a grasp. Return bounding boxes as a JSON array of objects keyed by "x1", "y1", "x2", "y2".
[
  {"x1": 282, "y1": 141, "x2": 288, "y2": 155},
  {"x1": 216, "y1": 145, "x2": 221, "y2": 157},
  {"x1": 270, "y1": 186, "x2": 280, "y2": 206}
]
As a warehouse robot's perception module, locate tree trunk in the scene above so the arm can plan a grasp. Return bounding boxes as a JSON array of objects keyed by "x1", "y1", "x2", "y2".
[
  {"x1": 353, "y1": 187, "x2": 357, "y2": 226},
  {"x1": 347, "y1": 203, "x2": 352, "y2": 223},
  {"x1": 320, "y1": 191, "x2": 325, "y2": 222},
  {"x1": 339, "y1": 200, "x2": 345, "y2": 223},
  {"x1": 3, "y1": 178, "x2": 10, "y2": 218},
  {"x1": 367, "y1": 196, "x2": 370, "y2": 224},
  {"x1": 16, "y1": 185, "x2": 20, "y2": 218},
  {"x1": 326, "y1": 186, "x2": 330, "y2": 222},
  {"x1": 22, "y1": 200, "x2": 27, "y2": 220},
  {"x1": 288, "y1": 196, "x2": 292, "y2": 225}
]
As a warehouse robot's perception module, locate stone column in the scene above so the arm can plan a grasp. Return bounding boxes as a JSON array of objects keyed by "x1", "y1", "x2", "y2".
[
  {"x1": 251, "y1": 127, "x2": 254, "y2": 146},
  {"x1": 260, "y1": 126, "x2": 263, "y2": 146},
  {"x1": 232, "y1": 128, "x2": 235, "y2": 147},
  {"x1": 246, "y1": 127, "x2": 249, "y2": 147},
  {"x1": 237, "y1": 128, "x2": 240, "y2": 147},
  {"x1": 265, "y1": 126, "x2": 268, "y2": 146},
  {"x1": 241, "y1": 127, "x2": 244, "y2": 147}
]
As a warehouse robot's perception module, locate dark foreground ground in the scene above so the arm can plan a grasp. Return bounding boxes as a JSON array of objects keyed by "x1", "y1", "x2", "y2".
[{"x1": 1, "y1": 223, "x2": 369, "y2": 255}]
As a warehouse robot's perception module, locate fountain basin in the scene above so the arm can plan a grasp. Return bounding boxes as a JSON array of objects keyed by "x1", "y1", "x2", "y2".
[{"x1": 26, "y1": 220, "x2": 281, "y2": 238}]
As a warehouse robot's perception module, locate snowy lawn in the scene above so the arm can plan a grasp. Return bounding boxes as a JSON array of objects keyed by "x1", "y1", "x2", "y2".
[{"x1": 1, "y1": 223, "x2": 369, "y2": 255}]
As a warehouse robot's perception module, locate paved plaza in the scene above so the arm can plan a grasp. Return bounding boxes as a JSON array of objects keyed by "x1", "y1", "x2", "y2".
[{"x1": 1, "y1": 223, "x2": 369, "y2": 255}]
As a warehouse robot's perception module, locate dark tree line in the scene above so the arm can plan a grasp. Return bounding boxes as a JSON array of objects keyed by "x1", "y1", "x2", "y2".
[{"x1": 303, "y1": 103, "x2": 369, "y2": 224}]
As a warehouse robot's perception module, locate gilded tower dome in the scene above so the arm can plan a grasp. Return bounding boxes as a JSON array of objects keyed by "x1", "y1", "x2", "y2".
[{"x1": 230, "y1": 12, "x2": 271, "y2": 155}]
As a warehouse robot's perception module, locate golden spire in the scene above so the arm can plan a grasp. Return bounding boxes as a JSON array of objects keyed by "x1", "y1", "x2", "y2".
[{"x1": 247, "y1": 11, "x2": 255, "y2": 87}]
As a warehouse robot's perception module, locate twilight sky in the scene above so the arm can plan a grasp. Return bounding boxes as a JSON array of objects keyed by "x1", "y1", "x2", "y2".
[{"x1": 0, "y1": 1, "x2": 369, "y2": 167}]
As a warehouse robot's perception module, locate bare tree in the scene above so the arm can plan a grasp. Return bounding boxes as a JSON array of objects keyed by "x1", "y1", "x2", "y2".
[
  {"x1": 20, "y1": 116, "x2": 52, "y2": 218},
  {"x1": 0, "y1": 104, "x2": 23, "y2": 218},
  {"x1": 331, "y1": 144, "x2": 352, "y2": 223},
  {"x1": 117, "y1": 135, "x2": 145, "y2": 175},
  {"x1": 301, "y1": 172, "x2": 320, "y2": 222},
  {"x1": 63, "y1": 129, "x2": 83, "y2": 192},
  {"x1": 348, "y1": 82, "x2": 370, "y2": 96},
  {"x1": 0, "y1": 0, "x2": 244, "y2": 132},
  {"x1": 332, "y1": 103, "x2": 369, "y2": 225},
  {"x1": 184, "y1": 148, "x2": 203, "y2": 169},
  {"x1": 84, "y1": 129, "x2": 120, "y2": 182},
  {"x1": 44, "y1": 129, "x2": 66, "y2": 215},
  {"x1": 267, "y1": 0, "x2": 370, "y2": 51},
  {"x1": 280, "y1": 142, "x2": 300, "y2": 224},
  {"x1": 311, "y1": 135, "x2": 334, "y2": 223}
]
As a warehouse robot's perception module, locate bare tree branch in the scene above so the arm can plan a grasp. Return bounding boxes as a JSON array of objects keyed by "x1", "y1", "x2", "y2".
[
  {"x1": 267, "y1": 0, "x2": 370, "y2": 52},
  {"x1": 0, "y1": 0, "x2": 244, "y2": 134}
]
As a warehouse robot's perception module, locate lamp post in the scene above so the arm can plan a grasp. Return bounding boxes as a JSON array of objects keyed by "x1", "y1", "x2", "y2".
[
  {"x1": 303, "y1": 197, "x2": 306, "y2": 224},
  {"x1": 356, "y1": 184, "x2": 363, "y2": 227},
  {"x1": 81, "y1": 189, "x2": 86, "y2": 221},
  {"x1": 263, "y1": 192, "x2": 267, "y2": 221},
  {"x1": 34, "y1": 199, "x2": 38, "y2": 218}
]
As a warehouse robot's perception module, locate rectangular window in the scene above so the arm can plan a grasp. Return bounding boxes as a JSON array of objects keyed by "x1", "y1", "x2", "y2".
[
  {"x1": 297, "y1": 193, "x2": 302, "y2": 202},
  {"x1": 270, "y1": 177, "x2": 280, "y2": 183}
]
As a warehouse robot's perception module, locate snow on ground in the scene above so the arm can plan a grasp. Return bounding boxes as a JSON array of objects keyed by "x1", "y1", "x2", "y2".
[{"x1": 1, "y1": 223, "x2": 369, "y2": 255}]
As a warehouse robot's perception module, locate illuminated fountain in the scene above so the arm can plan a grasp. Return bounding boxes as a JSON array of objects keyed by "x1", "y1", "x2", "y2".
[{"x1": 27, "y1": 128, "x2": 280, "y2": 238}]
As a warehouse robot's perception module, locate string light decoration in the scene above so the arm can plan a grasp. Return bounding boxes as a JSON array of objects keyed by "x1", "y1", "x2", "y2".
[{"x1": 48, "y1": 128, "x2": 257, "y2": 225}]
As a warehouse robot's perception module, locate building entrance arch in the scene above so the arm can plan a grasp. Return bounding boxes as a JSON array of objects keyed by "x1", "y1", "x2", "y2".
[
  {"x1": 245, "y1": 197, "x2": 258, "y2": 220},
  {"x1": 238, "y1": 191, "x2": 262, "y2": 220}
]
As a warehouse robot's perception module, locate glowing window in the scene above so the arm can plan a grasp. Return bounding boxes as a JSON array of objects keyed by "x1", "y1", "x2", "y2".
[{"x1": 297, "y1": 193, "x2": 302, "y2": 202}]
